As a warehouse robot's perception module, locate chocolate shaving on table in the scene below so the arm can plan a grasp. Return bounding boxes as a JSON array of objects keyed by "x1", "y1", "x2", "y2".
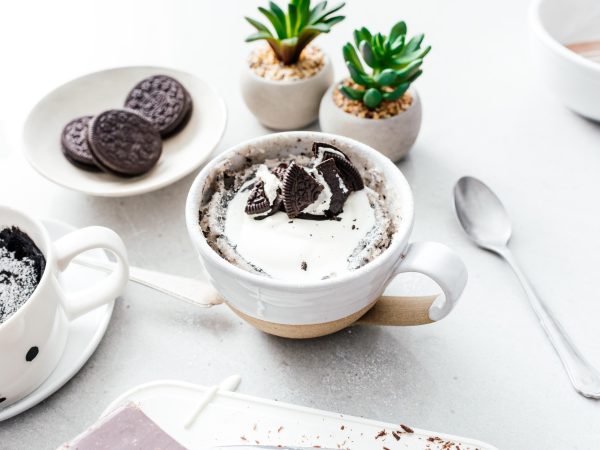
[
  {"x1": 245, "y1": 180, "x2": 271, "y2": 215},
  {"x1": 282, "y1": 162, "x2": 324, "y2": 218},
  {"x1": 316, "y1": 157, "x2": 350, "y2": 216}
]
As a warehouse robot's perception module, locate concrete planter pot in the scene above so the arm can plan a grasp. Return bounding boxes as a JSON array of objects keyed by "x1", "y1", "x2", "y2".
[
  {"x1": 319, "y1": 82, "x2": 422, "y2": 161},
  {"x1": 241, "y1": 54, "x2": 334, "y2": 130}
]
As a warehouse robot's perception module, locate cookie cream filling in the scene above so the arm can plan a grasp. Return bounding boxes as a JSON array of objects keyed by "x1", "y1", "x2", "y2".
[{"x1": 225, "y1": 179, "x2": 376, "y2": 281}]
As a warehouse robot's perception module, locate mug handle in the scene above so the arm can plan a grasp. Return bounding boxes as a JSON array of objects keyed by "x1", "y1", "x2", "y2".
[
  {"x1": 357, "y1": 242, "x2": 467, "y2": 326},
  {"x1": 52, "y1": 226, "x2": 129, "y2": 320}
]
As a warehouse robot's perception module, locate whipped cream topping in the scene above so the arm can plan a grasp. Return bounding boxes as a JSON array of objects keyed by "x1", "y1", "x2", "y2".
[{"x1": 226, "y1": 179, "x2": 376, "y2": 281}]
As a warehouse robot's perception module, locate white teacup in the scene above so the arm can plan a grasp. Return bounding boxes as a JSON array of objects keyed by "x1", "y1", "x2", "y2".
[
  {"x1": 0, "y1": 206, "x2": 129, "y2": 407},
  {"x1": 186, "y1": 132, "x2": 468, "y2": 338}
]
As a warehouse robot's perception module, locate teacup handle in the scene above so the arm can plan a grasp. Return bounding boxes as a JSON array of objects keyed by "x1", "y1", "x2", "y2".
[
  {"x1": 53, "y1": 226, "x2": 129, "y2": 320},
  {"x1": 358, "y1": 242, "x2": 467, "y2": 326}
]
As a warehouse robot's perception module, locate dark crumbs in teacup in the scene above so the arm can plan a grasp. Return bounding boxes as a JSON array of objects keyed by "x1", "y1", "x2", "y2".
[{"x1": 0, "y1": 227, "x2": 46, "y2": 324}]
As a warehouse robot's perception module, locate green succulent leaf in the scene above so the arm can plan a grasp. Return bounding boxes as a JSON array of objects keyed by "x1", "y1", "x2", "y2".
[
  {"x1": 382, "y1": 82, "x2": 409, "y2": 101},
  {"x1": 259, "y1": 6, "x2": 286, "y2": 39},
  {"x1": 245, "y1": 17, "x2": 271, "y2": 34},
  {"x1": 375, "y1": 68, "x2": 396, "y2": 86},
  {"x1": 373, "y1": 33, "x2": 385, "y2": 59},
  {"x1": 407, "y1": 69, "x2": 423, "y2": 83},
  {"x1": 346, "y1": 61, "x2": 373, "y2": 87},
  {"x1": 363, "y1": 88, "x2": 383, "y2": 109},
  {"x1": 308, "y1": 0, "x2": 327, "y2": 23},
  {"x1": 359, "y1": 41, "x2": 377, "y2": 68},
  {"x1": 394, "y1": 59, "x2": 423, "y2": 82},
  {"x1": 342, "y1": 42, "x2": 365, "y2": 72},
  {"x1": 245, "y1": 31, "x2": 275, "y2": 42},
  {"x1": 323, "y1": 15, "x2": 345, "y2": 27},
  {"x1": 302, "y1": 22, "x2": 331, "y2": 33},
  {"x1": 312, "y1": 2, "x2": 345, "y2": 23},
  {"x1": 296, "y1": 0, "x2": 310, "y2": 29},
  {"x1": 405, "y1": 33, "x2": 424, "y2": 52},
  {"x1": 353, "y1": 27, "x2": 373, "y2": 48},
  {"x1": 390, "y1": 35, "x2": 405, "y2": 53},
  {"x1": 287, "y1": 3, "x2": 298, "y2": 35},
  {"x1": 339, "y1": 85, "x2": 365, "y2": 101},
  {"x1": 269, "y1": 2, "x2": 287, "y2": 30},
  {"x1": 393, "y1": 46, "x2": 431, "y2": 66},
  {"x1": 389, "y1": 21, "x2": 407, "y2": 42}
]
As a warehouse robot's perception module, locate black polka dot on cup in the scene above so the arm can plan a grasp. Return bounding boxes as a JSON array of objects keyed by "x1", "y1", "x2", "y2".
[
  {"x1": 25, "y1": 346, "x2": 39, "y2": 362},
  {"x1": 0, "y1": 397, "x2": 6, "y2": 404}
]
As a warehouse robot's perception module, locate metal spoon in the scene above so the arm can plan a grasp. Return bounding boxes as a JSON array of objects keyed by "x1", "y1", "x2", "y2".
[{"x1": 453, "y1": 176, "x2": 600, "y2": 399}]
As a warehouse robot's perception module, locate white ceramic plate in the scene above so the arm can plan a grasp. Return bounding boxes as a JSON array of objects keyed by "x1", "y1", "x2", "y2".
[
  {"x1": 0, "y1": 219, "x2": 114, "y2": 421},
  {"x1": 22, "y1": 66, "x2": 227, "y2": 197},
  {"x1": 100, "y1": 380, "x2": 498, "y2": 450}
]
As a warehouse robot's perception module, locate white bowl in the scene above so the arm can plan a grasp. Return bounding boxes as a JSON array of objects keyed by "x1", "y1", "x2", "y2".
[
  {"x1": 23, "y1": 66, "x2": 227, "y2": 197},
  {"x1": 530, "y1": 0, "x2": 600, "y2": 120}
]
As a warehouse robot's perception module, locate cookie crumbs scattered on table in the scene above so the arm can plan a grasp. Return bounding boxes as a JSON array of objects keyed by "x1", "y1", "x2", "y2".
[
  {"x1": 375, "y1": 429, "x2": 387, "y2": 439},
  {"x1": 400, "y1": 424, "x2": 414, "y2": 433}
]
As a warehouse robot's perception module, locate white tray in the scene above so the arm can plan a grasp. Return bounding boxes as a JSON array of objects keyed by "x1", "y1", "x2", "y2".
[{"x1": 102, "y1": 380, "x2": 497, "y2": 450}]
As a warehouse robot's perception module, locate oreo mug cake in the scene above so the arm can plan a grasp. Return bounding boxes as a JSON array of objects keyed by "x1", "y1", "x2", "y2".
[
  {"x1": 186, "y1": 132, "x2": 467, "y2": 338},
  {"x1": 199, "y1": 141, "x2": 397, "y2": 282}
]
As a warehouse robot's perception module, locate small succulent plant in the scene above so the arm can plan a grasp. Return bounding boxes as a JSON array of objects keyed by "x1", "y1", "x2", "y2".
[
  {"x1": 340, "y1": 22, "x2": 431, "y2": 109},
  {"x1": 245, "y1": 0, "x2": 346, "y2": 65}
]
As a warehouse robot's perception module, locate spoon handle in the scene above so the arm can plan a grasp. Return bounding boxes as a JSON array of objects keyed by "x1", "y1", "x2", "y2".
[
  {"x1": 72, "y1": 256, "x2": 223, "y2": 308},
  {"x1": 498, "y1": 247, "x2": 600, "y2": 399}
]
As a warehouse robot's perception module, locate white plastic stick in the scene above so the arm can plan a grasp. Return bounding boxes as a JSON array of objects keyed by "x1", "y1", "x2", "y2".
[{"x1": 184, "y1": 375, "x2": 242, "y2": 429}]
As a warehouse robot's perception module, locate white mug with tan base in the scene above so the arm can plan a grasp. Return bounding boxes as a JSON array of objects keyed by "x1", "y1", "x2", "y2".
[
  {"x1": 0, "y1": 205, "x2": 129, "y2": 407},
  {"x1": 185, "y1": 132, "x2": 467, "y2": 339}
]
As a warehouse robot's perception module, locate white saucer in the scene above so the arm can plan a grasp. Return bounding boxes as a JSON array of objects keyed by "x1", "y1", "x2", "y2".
[
  {"x1": 22, "y1": 66, "x2": 227, "y2": 197},
  {"x1": 0, "y1": 219, "x2": 115, "y2": 421}
]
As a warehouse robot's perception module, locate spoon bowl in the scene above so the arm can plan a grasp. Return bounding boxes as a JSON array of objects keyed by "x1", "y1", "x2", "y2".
[{"x1": 454, "y1": 176, "x2": 512, "y2": 251}]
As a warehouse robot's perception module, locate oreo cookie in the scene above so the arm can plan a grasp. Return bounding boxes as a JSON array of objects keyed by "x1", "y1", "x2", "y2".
[
  {"x1": 323, "y1": 152, "x2": 364, "y2": 191},
  {"x1": 245, "y1": 181, "x2": 271, "y2": 215},
  {"x1": 124, "y1": 75, "x2": 193, "y2": 138},
  {"x1": 316, "y1": 158, "x2": 350, "y2": 216},
  {"x1": 61, "y1": 116, "x2": 99, "y2": 171},
  {"x1": 312, "y1": 142, "x2": 350, "y2": 160},
  {"x1": 282, "y1": 162, "x2": 324, "y2": 218},
  {"x1": 87, "y1": 109, "x2": 162, "y2": 177},
  {"x1": 312, "y1": 142, "x2": 364, "y2": 191}
]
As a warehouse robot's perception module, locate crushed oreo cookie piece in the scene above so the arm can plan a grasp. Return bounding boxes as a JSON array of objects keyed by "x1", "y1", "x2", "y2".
[
  {"x1": 322, "y1": 151, "x2": 364, "y2": 191},
  {"x1": 301, "y1": 261, "x2": 307, "y2": 271},
  {"x1": 312, "y1": 141, "x2": 350, "y2": 160},
  {"x1": 316, "y1": 157, "x2": 350, "y2": 216},
  {"x1": 271, "y1": 163, "x2": 288, "y2": 181},
  {"x1": 245, "y1": 181, "x2": 271, "y2": 215},
  {"x1": 282, "y1": 162, "x2": 324, "y2": 218},
  {"x1": 312, "y1": 142, "x2": 364, "y2": 191}
]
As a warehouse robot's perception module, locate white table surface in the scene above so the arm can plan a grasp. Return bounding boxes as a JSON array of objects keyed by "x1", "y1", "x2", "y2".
[{"x1": 1, "y1": 1, "x2": 599, "y2": 448}]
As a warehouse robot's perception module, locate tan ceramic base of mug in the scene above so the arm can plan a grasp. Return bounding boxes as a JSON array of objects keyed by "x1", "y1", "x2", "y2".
[{"x1": 226, "y1": 295, "x2": 437, "y2": 339}]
